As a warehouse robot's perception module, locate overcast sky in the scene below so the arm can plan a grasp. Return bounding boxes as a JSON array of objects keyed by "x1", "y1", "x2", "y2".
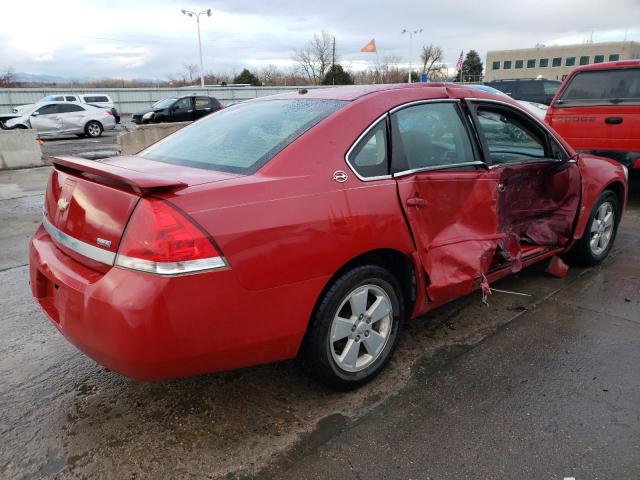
[{"x1": 1, "y1": 0, "x2": 639, "y2": 80}]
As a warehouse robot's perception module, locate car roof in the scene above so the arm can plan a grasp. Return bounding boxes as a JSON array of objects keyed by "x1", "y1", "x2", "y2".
[
  {"x1": 264, "y1": 82, "x2": 522, "y2": 102},
  {"x1": 570, "y1": 59, "x2": 640, "y2": 72}
]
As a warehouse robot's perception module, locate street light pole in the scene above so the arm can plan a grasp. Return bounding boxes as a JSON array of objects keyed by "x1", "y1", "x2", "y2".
[
  {"x1": 182, "y1": 8, "x2": 212, "y2": 88},
  {"x1": 401, "y1": 28, "x2": 422, "y2": 83}
]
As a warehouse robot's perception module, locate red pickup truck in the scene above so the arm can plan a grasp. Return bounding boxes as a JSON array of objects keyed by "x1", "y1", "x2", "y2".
[{"x1": 545, "y1": 60, "x2": 640, "y2": 170}]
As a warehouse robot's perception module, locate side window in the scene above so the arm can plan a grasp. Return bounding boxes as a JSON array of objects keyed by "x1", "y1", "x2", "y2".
[
  {"x1": 65, "y1": 96, "x2": 78, "y2": 102},
  {"x1": 58, "y1": 104, "x2": 85, "y2": 113},
  {"x1": 175, "y1": 97, "x2": 192, "y2": 110},
  {"x1": 391, "y1": 102, "x2": 475, "y2": 172},
  {"x1": 195, "y1": 97, "x2": 211, "y2": 109},
  {"x1": 475, "y1": 107, "x2": 548, "y2": 165},
  {"x1": 348, "y1": 121, "x2": 388, "y2": 178},
  {"x1": 35, "y1": 104, "x2": 60, "y2": 115},
  {"x1": 519, "y1": 81, "x2": 544, "y2": 96}
]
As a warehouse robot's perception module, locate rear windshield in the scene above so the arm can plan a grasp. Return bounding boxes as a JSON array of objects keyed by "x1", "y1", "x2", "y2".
[
  {"x1": 557, "y1": 68, "x2": 640, "y2": 105},
  {"x1": 141, "y1": 99, "x2": 347, "y2": 174}
]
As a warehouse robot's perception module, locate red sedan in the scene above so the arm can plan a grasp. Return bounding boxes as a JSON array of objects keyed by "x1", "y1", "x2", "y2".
[{"x1": 29, "y1": 84, "x2": 628, "y2": 390}]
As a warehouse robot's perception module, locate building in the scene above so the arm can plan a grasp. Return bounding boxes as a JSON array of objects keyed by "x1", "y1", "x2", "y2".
[{"x1": 484, "y1": 41, "x2": 640, "y2": 82}]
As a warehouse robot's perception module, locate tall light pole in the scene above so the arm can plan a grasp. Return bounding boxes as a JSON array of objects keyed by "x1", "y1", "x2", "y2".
[
  {"x1": 181, "y1": 8, "x2": 212, "y2": 88},
  {"x1": 401, "y1": 28, "x2": 422, "y2": 83}
]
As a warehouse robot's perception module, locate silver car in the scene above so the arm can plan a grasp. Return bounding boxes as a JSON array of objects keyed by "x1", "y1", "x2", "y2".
[{"x1": 4, "y1": 101, "x2": 116, "y2": 138}]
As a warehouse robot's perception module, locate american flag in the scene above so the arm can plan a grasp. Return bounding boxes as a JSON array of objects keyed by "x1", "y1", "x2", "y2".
[{"x1": 455, "y1": 50, "x2": 464, "y2": 71}]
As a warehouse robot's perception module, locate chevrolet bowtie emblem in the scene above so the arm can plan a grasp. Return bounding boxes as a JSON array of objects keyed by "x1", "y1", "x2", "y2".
[{"x1": 57, "y1": 198, "x2": 70, "y2": 212}]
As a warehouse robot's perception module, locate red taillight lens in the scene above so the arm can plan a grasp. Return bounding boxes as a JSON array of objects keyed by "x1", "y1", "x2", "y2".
[
  {"x1": 116, "y1": 198, "x2": 226, "y2": 275},
  {"x1": 106, "y1": 109, "x2": 113, "y2": 115}
]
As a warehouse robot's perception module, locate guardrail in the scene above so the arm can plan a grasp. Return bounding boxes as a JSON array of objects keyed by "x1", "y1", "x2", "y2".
[{"x1": 0, "y1": 86, "x2": 330, "y2": 115}]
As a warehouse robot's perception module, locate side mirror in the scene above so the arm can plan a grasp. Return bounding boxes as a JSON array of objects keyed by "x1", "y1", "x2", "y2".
[{"x1": 31, "y1": 112, "x2": 40, "y2": 117}]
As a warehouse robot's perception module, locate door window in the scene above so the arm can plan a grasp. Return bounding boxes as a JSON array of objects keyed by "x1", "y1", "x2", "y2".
[
  {"x1": 35, "y1": 104, "x2": 60, "y2": 115},
  {"x1": 475, "y1": 107, "x2": 547, "y2": 164},
  {"x1": 195, "y1": 97, "x2": 211, "y2": 109},
  {"x1": 65, "y1": 96, "x2": 78, "y2": 102},
  {"x1": 391, "y1": 102, "x2": 475, "y2": 172},
  {"x1": 175, "y1": 97, "x2": 192, "y2": 110},
  {"x1": 348, "y1": 121, "x2": 388, "y2": 177},
  {"x1": 518, "y1": 81, "x2": 544, "y2": 97}
]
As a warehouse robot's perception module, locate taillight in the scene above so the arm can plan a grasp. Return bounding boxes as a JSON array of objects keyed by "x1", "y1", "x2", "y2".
[
  {"x1": 105, "y1": 109, "x2": 113, "y2": 115},
  {"x1": 115, "y1": 198, "x2": 227, "y2": 275}
]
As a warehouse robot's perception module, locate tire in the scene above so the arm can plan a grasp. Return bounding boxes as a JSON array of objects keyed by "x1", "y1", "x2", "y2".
[
  {"x1": 568, "y1": 190, "x2": 619, "y2": 266},
  {"x1": 301, "y1": 265, "x2": 405, "y2": 391},
  {"x1": 85, "y1": 121, "x2": 103, "y2": 138},
  {"x1": 75, "y1": 134, "x2": 86, "y2": 138}
]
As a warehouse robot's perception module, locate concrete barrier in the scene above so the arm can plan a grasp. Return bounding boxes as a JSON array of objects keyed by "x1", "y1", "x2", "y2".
[
  {"x1": 0, "y1": 129, "x2": 44, "y2": 169},
  {"x1": 117, "y1": 122, "x2": 190, "y2": 155}
]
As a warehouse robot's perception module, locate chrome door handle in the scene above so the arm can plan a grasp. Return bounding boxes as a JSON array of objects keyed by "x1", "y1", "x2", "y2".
[{"x1": 498, "y1": 183, "x2": 506, "y2": 192}]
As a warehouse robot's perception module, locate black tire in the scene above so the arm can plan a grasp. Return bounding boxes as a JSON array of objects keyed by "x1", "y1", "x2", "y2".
[
  {"x1": 568, "y1": 190, "x2": 620, "y2": 266},
  {"x1": 301, "y1": 265, "x2": 405, "y2": 391},
  {"x1": 85, "y1": 121, "x2": 103, "y2": 138}
]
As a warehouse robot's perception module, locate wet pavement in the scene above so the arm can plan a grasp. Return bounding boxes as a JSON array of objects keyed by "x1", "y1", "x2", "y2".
[
  {"x1": 0, "y1": 167, "x2": 639, "y2": 479},
  {"x1": 39, "y1": 117, "x2": 133, "y2": 160}
]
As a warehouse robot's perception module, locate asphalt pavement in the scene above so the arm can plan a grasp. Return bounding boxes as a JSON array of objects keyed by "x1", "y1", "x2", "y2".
[
  {"x1": 0, "y1": 165, "x2": 638, "y2": 479},
  {"x1": 38, "y1": 116, "x2": 133, "y2": 160}
]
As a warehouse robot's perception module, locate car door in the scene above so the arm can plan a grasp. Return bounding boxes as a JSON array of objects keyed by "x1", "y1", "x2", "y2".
[
  {"x1": 171, "y1": 97, "x2": 195, "y2": 122},
  {"x1": 194, "y1": 96, "x2": 214, "y2": 119},
  {"x1": 57, "y1": 103, "x2": 87, "y2": 134},
  {"x1": 29, "y1": 104, "x2": 63, "y2": 135},
  {"x1": 392, "y1": 100, "x2": 503, "y2": 303},
  {"x1": 468, "y1": 100, "x2": 581, "y2": 259}
]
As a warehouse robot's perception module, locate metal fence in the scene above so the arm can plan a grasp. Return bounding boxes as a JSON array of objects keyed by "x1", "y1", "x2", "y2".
[{"x1": 0, "y1": 86, "x2": 330, "y2": 115}]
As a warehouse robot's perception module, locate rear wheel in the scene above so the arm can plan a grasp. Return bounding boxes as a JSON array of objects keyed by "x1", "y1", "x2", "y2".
[
  {"x1": 301, "y1": 265, "x2": 404, "y2": 391},
  {"x1": 569, "y1": 190, "x2": 619, "y2": 266},
  {"x1": 85, "y1": 121, "x2": 103, "y2": 138}
]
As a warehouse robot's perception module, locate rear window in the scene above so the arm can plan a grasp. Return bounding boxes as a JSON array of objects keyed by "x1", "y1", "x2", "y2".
[
  {"x1": 141, "y1": 99, "x2": 346, "y2": 174},
  {"x1": 83, "y1": 95, "x2": 110, "y2": 103},
  {"x1": 557, "y1": 68, "x2": 640, "y2": 105}
]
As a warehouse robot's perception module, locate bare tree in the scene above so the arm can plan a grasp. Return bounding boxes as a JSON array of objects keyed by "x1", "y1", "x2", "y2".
[
  {"x1": 183, "y1": 63, "x2": 199, "y2": 84},
  {"x1": 260, "y1": 64, "x2": 284, "y2": 86},
  {"x1": 0, "y1": 67, "x2": 15, "y2": 87},
  {"x1": 292, "y1": 31, "x2": 334, "y2": 85},
  {"x1": 420, "y1": 44, "x2": 446, "y2": 80}
]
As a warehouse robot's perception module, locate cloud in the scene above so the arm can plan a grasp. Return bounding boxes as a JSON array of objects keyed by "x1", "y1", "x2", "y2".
[{"x1": 0, "y1": 0, "x2": 638, "y2": 79}]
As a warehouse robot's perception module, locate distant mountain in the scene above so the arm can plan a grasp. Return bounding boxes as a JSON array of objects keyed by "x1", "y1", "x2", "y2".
[
  {"x1": 11, "y1": 72, "x2": 162, "y2": 84},
  {"x1": 12, "y1": 72, "x2": 92, "y2": 83}
]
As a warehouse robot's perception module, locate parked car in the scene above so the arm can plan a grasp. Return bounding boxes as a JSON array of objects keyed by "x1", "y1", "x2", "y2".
[
  {"x1": 545, "y1": 60, "x2": 640, "y2": 170},
  {"x1": 467, "y1": 84, "x2": 548, "y2": 119},
  {"x1": 485, "y1": 79, "x2": 561, "y2": 105},
  {"x1": 13, "y1": 93, "x2": 116, "y2": 114},
  {"x1": 132, "y1": 95, "x2": 223, "y2": 124},
  {"x1": 29, "y1": 84, "x2": 627, "y2": 390},
  {"x1": 4, "y1": 101, "x2": 116, "y2": 138}
]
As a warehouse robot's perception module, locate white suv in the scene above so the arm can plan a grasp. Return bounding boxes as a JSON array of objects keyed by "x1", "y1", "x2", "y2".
[{"x1": 13, "y1": 94, "x2": 115, "y2": 114}]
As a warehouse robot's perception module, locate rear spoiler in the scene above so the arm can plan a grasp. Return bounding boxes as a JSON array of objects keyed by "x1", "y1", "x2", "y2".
[{"x1": 49, "y1": 156, "x2": 187, "y2": 196}]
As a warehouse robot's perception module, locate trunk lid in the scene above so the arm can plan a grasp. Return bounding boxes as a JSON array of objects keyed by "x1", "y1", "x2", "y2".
[{"x1": 43, "y1": 155, "x2": 241, "y2": 270}]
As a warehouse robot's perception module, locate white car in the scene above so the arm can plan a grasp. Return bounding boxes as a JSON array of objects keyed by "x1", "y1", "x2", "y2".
[
  {"x1": 467, "y1": 84, "x2": 548, "y2": 120},
  {"x1": 4, "y1": 101, "x2": 116, "y2": 138},
  {"x1": 12, "y1": 93, "x2": 115, "y2": 114}
]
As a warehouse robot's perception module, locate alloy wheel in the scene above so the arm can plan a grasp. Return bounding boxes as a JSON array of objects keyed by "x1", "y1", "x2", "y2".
[
  {"x1": 329, "y1": 284, "x2": 393, "y2": 373},
  {"x1": 590, "y1": 201, "x2": 615, "y2": 256}
]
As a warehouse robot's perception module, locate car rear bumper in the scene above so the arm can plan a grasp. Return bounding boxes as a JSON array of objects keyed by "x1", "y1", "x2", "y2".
[
  {"x1": 29, "y1": 225, "x2": 323, "y2": 380},
  {"x1": 578, "y1": 150, "x2": 640, "y2": 169}
]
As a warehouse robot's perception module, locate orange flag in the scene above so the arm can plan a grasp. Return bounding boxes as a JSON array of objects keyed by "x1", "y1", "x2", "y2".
[{"x1": 361, "y1": 39, "x2": 377, "y2": 53}]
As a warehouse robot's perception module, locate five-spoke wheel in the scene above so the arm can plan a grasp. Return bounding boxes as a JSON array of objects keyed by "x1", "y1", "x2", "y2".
[{"x1": 302, "y1": 265, "x2": 404, "y2": 391}]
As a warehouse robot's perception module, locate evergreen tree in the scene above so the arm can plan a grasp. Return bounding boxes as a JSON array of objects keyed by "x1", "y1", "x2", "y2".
[
  {"x1": 233, "y1": 69, "x2": 261, "y2": 86},
  {"x1": 321, "y1": 64, "x2": 354, "y2": 85},
  {"x1": 461, "y1": 50, "x2": 483, "y2": 82}
]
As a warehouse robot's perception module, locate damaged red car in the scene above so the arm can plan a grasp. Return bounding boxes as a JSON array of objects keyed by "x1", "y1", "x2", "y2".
[{"x1": 29, "y1": 84, "x2": 628, "y2": 390}]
